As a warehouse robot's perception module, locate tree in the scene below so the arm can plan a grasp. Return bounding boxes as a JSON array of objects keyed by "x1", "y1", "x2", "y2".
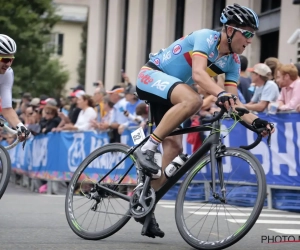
[
  {"x1": 77, "y1": 20, "x2": 88, "y2": 87},
  {"x1": 0, "y1": 0, "x2": 69, "y2": 98}
]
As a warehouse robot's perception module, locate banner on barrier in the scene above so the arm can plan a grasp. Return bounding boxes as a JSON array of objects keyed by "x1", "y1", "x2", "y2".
[{"x1": 4, "y1": 113, "x2": 300, "y2": 186}]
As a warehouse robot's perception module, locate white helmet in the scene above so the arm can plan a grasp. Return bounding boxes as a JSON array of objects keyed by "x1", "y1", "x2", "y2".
[{"x1": 0, "y1": 34, "x2": 17, "y2": 54}]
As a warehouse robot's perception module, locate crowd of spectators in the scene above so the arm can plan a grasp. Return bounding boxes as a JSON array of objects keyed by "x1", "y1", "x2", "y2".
[{"x1": 2, "y1": 57, "x2": 300, "y2": 193}]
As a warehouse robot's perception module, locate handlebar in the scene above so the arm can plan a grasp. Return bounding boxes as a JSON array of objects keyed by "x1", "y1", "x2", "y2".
[{"x1": 201, "y1": 106, "x2": 272, "y2": 150}]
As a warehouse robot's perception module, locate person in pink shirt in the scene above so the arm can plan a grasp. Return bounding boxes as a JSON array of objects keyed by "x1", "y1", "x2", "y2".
[{"x1": 275, "y1": 64, "x2": 300, "y2": 111}]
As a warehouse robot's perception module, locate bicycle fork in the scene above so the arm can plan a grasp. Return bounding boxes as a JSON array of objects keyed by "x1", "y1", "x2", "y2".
[{"x1": 210, "y1": 143, "x2": 226, "y2": 203}]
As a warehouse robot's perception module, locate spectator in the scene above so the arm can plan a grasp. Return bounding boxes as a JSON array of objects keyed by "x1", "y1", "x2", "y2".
[
  {"x1": 27, "y1": 106, "x2": 42, "y2": 135},
  {"x1": 59, "y1": 94, "x2": 96, "y2": 131},
  {"x1": 238, "y1": 55, "x2": 253, "y2": 103},
  {"x1": 29, "y1": 97, "x2": 40, "y2": 110},
  {"x1": 118, "y1": 84, "x2": 143, "y2": 134},
  {"x1": 264, "y1": 57, "x2": 280, "y2": 81},
  {"x1": 56, "y1": 90, "x2": 82, "y2": 129},
  {"x1": 67, "y1": 90, "x2": 82, "y2": 124},
  {"x1": 59, "y1": 97, "x2": 69, "y2": 116},
  {"x1": 244, "y1": 63, "x2": 279, "y2": 113},
  {"x1": 294, "y1": 63, "x2": 300, "y2": 78},
  {"x1": 271, "y1": 64, "x2": 300, "y2": 111},
  {"x1": 104, "y1": 85, "x2": 128, "y2": 142},
  {"x1": 40, "y1": 104, "x2": 61, "y2": 134},
  {"x1": 93, "y1": 86, "x2": 106, "y2": 122}
]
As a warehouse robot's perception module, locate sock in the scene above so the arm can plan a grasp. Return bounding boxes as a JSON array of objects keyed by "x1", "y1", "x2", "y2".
[{"x1": 141, "y1": 133, "x2": 162, "y2": 153}]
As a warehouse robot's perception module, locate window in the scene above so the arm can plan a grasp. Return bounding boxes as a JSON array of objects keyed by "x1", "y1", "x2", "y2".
[
  {"x1": 102, "y1": 0, "x2": 109, "y2": 83},
  {"x1": 145, "y1": 0, "x2": 154, "y2": 63},
  {"x1": 48, "y1": 33, "x2": 64, "y2": 56},
  {"x1": 260, "y1": 31, "x2": 279, "y2": 63},
  {"x1": 174, "y1": 0, "x2": 185, "y2": 40},
  {"x1": 297, "y1": 42, "x2": 300, "y2": 63},
  {"x1": 261, "y1": 0, "x2": 281, "y2": 13},
  {"x1": 121, "y1": 0, "x2": 129, "y2": 80},
  {"x1": 212, "y1": 0, "x2": 225, "y2": 29}
]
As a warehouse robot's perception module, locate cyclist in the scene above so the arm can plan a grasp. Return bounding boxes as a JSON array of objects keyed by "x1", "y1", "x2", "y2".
[
  {"x1": 134, "y1": 3, "x2": 274, "y2": 238},
  {"x1": 0, "y1": 34, "x2": 29, "y2": 140}
]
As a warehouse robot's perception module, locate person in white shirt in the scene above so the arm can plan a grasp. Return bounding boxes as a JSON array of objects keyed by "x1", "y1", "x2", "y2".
[
  {"x1": 61, "y1": 91, "x2": 96, "y2": 131},
  {"x1": 0, "y1": 34, "x2": 29, "y2": 140}
]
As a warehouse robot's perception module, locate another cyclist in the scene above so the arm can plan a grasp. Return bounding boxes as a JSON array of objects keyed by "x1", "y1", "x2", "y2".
[
  {"x1": 0, "y1": 34, "x2": 29, "y2": 140},
  {"x1": 134, "y1": 3, "x2": 274, "y2": 238}
]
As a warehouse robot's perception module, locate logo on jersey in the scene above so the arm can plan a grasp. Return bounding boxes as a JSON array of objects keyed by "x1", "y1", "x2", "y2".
[
  {"x1": 209, "y1": 52, "x2": 214, "y2": 58},
  {"x1": 214, "y1": 34, "x2": 218, "y2": 41},
  {"x1": 215, "y1": 57, "x2": 228, "y2": 69},
  {"x1": 172, "y1": 44, "x2": 182, "y2": 55},
  {"x1": 207, "y1": 35, "x2": 215, "y2": 48},
  {"x1": 151, "y1": 80, "x2": 170, "y2": 91},
  {"x1": 233, "y1": 53, "x2": 240, "y2": 64},
  {"x1": 154, "y1": 58, "x2": 160, "y2": 66},
  {"x1": 163, "y1": 51, "x2": 171, "y2": 62},
  {"x1": 138, "y1": 70, "x2": 153, "y2": 85}
]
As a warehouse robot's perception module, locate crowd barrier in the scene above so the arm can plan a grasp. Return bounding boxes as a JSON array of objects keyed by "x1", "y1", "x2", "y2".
[{"x1": 5, "y1": 112, "x2": 300, "y2": 210}]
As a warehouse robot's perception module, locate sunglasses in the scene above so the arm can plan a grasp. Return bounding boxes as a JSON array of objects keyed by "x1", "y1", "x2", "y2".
[
  {"x1": 0, "y1": 56, "x2": 15, "y2": 64},
  {"x1": 226, "y1": 25, "x2": 255, "y2": 39}
]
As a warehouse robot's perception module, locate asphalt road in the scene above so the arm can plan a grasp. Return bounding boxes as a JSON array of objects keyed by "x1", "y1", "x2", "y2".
[{"x1": 1, "y1": 183, "x2": 300, "y2": 250}]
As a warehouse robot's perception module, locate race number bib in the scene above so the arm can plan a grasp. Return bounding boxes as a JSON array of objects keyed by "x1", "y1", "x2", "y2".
[{"x1": 131, "y1": 127, "x2": 145, "y2": 145}]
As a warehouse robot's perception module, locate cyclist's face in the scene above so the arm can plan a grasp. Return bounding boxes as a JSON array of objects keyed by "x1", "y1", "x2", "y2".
[
  {"x1": 0, "y1": 54, "x2": 14, "y2": 74},
  {"x1": 230, "y1": 26, "x2": 255, "y2": 54}
]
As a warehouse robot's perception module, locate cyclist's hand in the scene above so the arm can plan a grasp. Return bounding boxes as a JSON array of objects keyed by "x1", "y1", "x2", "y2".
[
  {"x1": 216, "y1": 91, "x2": 237, "y2": 111},
  {"x1": 252, "y1": 118, "x2": 275, "y2": 137},
  {"x1": 16, "y1": 123, "x2": 30, "y2": 142}
]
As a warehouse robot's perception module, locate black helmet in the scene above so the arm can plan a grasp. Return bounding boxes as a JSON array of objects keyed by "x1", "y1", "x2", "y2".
[{"x1": 220, "y1": 3, "x2": 259, "y2": 30}]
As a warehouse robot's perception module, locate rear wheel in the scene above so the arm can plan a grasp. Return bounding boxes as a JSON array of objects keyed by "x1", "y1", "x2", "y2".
[
  {"x1": 65, "y1": 143, "x2": 138, "y2": 240},
  {"x1": 175, "y1": 147, "x2": 266, "y2": 250}
]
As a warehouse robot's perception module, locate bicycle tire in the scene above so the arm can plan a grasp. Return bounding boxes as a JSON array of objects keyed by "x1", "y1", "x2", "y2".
[
  {"x1": 65, "y1": 143, "x2": 135, "y2": 240},
  {"x1": 0, "y1": 145, "x2": 12, "y2": 199},
  {"x1": 175, "y1": 147, "x2": 266, "y2": 250}
]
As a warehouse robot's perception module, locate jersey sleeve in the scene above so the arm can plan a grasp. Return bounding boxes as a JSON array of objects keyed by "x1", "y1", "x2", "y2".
[
  {"x1": 224, "y1": 54, "x2": 240, "y2": 87},
  {"x1": 191, "y1": 29, "x2": 219, "y2": 59},
  {"x1": 0, "y1": 68, "x2": 13, "y2": 108}
]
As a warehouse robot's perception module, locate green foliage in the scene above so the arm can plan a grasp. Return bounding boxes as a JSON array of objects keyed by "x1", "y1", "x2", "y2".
[
  {"x1": 0, "y1": 0, "x2": 69, "y2": 98},
  {"x1": 77, "y1": 20, "x2": 88, "y2": 86}
]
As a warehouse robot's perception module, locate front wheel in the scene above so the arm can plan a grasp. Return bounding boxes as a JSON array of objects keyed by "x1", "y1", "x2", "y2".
[
  {"x1": 175, "y1": 147, "x2": 266, "y2": 250},
  {"x1": 0, "y1": 145, "x2": 12, "y2": 200}
]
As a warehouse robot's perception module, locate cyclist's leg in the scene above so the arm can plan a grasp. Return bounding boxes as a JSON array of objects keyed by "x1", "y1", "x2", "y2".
[
  {"x1": 148, "y1": 102, "x2": 183, "y2": 190},
  {"x1": 136, "y1": 68, "x2": 202, "y2": 174}
]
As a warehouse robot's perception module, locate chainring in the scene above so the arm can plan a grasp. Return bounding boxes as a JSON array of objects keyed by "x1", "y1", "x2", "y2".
[{"x1": 129, "y1": 186, "x2": 156, "y2": 218}]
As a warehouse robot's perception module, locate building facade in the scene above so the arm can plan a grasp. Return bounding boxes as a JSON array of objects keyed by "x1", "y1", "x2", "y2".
[{"x1": 54, "y1": 0, "x2": 300, "y2": 95}]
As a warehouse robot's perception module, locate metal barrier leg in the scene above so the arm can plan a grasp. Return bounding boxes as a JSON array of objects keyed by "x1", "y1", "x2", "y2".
[
  {"x1": 204, "y1": 182, "x2": 210, "y2": 201},
  {"x1": 267, "y1": 185, "x2": 272, "y2": 210},
  {"x1": 47, "y1": 181, "x2": 52, "y2": 195}
]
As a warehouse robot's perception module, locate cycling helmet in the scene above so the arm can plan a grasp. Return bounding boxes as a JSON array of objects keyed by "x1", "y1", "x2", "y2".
[
  {"x1": 220, "y1": 4, "x2": 259, "y2": 53},
  {"x1": 0, "y1": 34, "x2": 17, "y2": 54},
  {"x1": 220, "y1": 3, "x2": 259, "y2": 30}
]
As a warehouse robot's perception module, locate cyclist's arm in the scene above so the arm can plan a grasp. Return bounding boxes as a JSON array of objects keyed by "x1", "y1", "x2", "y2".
[
  {"x1": 2, "y1": 108, "x2": 23, "y2": 128},
  {"x1": 192, "y1": 55, "x2": 224, "y2": 96},
  {"x1": 225, "y1": 85, "x2": 259, "y2": 124},
  {"x1": 0, "y1": 69, "x2": 23, "y2": 128}
]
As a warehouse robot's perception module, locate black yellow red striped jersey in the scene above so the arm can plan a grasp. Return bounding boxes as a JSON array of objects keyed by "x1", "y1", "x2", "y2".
[{"x1": 148, "y1": 29, "x2": 240, "y2": 87}]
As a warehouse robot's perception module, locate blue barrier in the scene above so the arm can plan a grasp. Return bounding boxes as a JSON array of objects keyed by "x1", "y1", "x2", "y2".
[{"x1": 4, "y1": 113, "x2": 300, "y2": 207}]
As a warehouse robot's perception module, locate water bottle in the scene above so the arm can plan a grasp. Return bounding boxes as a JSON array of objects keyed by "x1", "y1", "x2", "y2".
[
  {"x1": 164, "y1": 154, "x2": 188, "y2": 178},
  {"x1": 152, "y1": 150, "x2": 162, "y2": 179}
]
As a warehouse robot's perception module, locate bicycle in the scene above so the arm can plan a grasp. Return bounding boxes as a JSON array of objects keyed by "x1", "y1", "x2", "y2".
[
  {"x1": 0, "y1": 118, "x2": 21, "y2": 199},
  {"x1": 65, "y1": 105, "x2": 271, "y2": 250}
]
